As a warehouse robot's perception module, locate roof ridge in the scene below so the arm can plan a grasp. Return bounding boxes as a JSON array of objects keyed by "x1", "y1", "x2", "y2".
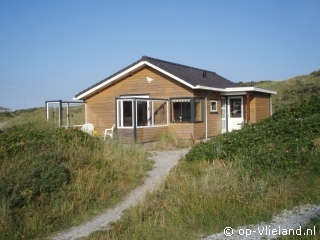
[{"x1": 141, "y1": 56, "x2": 216, "y2": 74}]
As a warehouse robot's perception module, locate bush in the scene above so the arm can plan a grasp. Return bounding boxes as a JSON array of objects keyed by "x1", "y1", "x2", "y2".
[{"x1": 186, "y1": 95, "x2": 320, "y2": 176}]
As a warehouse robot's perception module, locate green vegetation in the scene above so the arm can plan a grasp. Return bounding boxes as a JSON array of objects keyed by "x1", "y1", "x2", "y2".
[
  {"x1": 150, "y1": 129, "x2": 193, "y2": 150},
  {"x1": 88, "y1": 96, "x2": 320, "y2": 238},
  {"x1": 0, "y1": 112, "x2": 15, "y2": 122},
  {"x1": 251, "y1": 69, "x2": 320, "y2": 110},
  {"x1": 0, "y1": 118, "x2": 152, "y2": 239}
]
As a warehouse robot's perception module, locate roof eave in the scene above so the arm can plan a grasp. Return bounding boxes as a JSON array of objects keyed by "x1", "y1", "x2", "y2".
[
  {"x1": 74, "y1": 61, "x2": 196, "y2": 100},
  {"x1": 225, "y1": 87, "x2": 277, "y2": 95},
  {"x1": 194, "y1": 85, "x2": 277, "y2": 95},
  {"x1": 194, "y1": 85, "x2": 226, "y2": 92}
]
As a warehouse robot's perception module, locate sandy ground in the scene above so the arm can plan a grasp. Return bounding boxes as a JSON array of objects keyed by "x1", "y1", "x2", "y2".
[
  {"x1": 203, "y1": 204, "x2": 320, "y2": 240},
  {"x1": 50, "y1": 148, "x2": 190, "y2": 240}
]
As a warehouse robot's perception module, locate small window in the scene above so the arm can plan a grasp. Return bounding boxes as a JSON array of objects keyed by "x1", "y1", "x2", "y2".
[
  {"x1": 210, "y1": 100, "x2": 218, "y2": 113},
  {"x1": 171, "y1": 99, "x2": 191, "y2": 122}
]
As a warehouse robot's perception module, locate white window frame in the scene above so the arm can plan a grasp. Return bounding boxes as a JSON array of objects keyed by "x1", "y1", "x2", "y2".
[{"x1": 210, "y1": 100, "x2": 218, "y2": 113}]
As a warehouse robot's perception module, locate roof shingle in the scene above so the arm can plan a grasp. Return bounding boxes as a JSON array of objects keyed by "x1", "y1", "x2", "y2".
[{"x1": 75, "y1": 56, "x2": 238, "y2": 98}]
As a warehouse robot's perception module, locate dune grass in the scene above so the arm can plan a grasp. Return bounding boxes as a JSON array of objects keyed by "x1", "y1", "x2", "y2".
[
  {"x1": 87, "y1": 94, "x2": 320, "y2": 240},
  {"x1": 0, "y1": 116, "x2": 153, "y2": 239}
]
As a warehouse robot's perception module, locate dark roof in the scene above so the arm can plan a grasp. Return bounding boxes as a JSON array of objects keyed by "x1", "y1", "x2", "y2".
[
  {"x1": 141, "y1": 56, "x2": 238, "y2": 88},
  {"x1": 75, "y1": 56, "x2": 238, "y2": 98}
]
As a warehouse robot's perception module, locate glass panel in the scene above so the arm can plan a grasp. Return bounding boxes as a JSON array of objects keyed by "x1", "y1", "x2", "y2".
[
  {"x1": 68, "y1": 103, "x2": 85, "y2": 126},
  {"x1": 47, "y1": 102, "x2": 60, "y2": 127},
  {"x1": 230, "y1": 98, "x2": 242, "y2": 118},
  {"x1": 172, "y1": 101, "x2": 191, "y2": 122},
  {"x1": 123, "y1": 101, "x2": 133, "y2": 126},
  {"x1": 210, "y1": 100, "x2": 217, "y2": 112},
  {"x1": 195, "y1": 99, "x2": 203, "y2": 121},
  {"x1": 137, "y1": 101, "x2": 149, "y2": 126},
  {"x1": 118, "y1": 100, "x2": 122, "y2": 127},
  {"x1": 154, "y1": 101, "x2": 167, "y2": 125},
  {"x1": 61, "y1": 103, "x2": 68, "y2": 126}
]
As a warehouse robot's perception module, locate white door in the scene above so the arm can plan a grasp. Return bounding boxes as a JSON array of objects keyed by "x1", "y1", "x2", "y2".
[
  {"x1": 227, "y1": 96, "x2": 243, "y2": 131},
  {"x1": 221, "y1": 97, "x2": 227, "y2": 133}
]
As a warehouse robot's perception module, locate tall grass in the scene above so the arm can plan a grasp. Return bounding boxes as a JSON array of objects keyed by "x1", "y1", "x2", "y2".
[
  {"x1": 150, "y1": 129, "x2": 193, "y2": 150},
  {"x1": 88, "y1": 94, "x2": 320, "y2": 240},
  {"x1": 255, "y1": 70, "x2": 320, "y2": 110},
  {"x1": 88, "y1": 155, "x2": 320, "y2": 240},
  {"x1": 0, "y1": 118, "x2": 152, "y2": 239}
]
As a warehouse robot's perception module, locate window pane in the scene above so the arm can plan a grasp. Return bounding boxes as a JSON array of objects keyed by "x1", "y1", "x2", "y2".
[
  {"x1": 210, "y1": 100, "x2": 217, "y2": 112},
  {"x1": 172, "y1": 101, "x2": 191, "y2": 122},
  {"x1": 195, "y1": 99, "x2": 203, "y2": 121},
  {"x1": 137, "y1": 101, "x2": 149, "y2": 126},
  {"x1": 230, "y1": 98, "x2": 242, "y2": 118},
  {"x1": 154, "y1": 101, "x2": 167, "y2": 125},
  {"x1": 123, "y1": 101, "x2": 133, "y2": 126}
]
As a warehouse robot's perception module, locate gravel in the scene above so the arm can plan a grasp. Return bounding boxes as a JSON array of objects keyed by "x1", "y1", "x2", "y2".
[
  {"x1": 202, "y1": 204, "x2": 320, "y2": 240},
  {"x1": 51, "y1": 148, "x2": 190, "y2": 240}
]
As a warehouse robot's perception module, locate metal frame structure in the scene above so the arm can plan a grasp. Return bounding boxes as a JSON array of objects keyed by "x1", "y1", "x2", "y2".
[{"x1": 45, "y1": 100, "x2": 85, "y2": 127}]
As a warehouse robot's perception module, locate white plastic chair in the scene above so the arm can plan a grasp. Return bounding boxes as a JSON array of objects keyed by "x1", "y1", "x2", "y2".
[
  {"x1": 104, "y1": 124, "x2": 115, "y2": 140},
  {"x1": 81, "y1": 123, "x2": 94, "y2": 136}
]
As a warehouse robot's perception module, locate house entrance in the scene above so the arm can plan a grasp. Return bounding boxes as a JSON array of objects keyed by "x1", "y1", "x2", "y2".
[{"x1": 227, "y1": 96, "x2": 243, "y2": 131}]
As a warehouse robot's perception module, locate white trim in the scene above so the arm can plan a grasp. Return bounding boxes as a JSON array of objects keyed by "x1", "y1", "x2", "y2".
[
  {"x1": 144, "y1": 62, "x2": 195, "y2": 89},
  {"x1": 75, "y1": 61, "x2": 196, "y2": 100},
  {"x1": 74, "y1": 60, "x2": 277, "y2": 100},
  {"x1": 220, "y1": 91, "x2": 247, "y2": 96},
  {"x1": 225, "y1": 87, "x2": 277, "y2": 95},
  {"x1": 209, "y1": 100, "x2": 218, "y2": 113},
  {"x1": 195, "y1": 85, "x2": 225, "y2": 91},
  {"x1": 75, "y1": 61, "x2": 147, "y2": 100}
]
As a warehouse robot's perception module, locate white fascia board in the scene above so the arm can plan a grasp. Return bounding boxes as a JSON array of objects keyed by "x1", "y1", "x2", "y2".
[
  {"x1": 194, "y1": 85, "x2": 226, "y2": 92},
  {"x1": 225, "y1": 87, "x2": 277, "y2": 95},
  {"x1": 74, "y1": 61, "x2": 196, "y2": 100},
  {"x1": 144, "y1": 62, "x2": 195, "y2": 89},
  {"x1": 74, "y1": 61, "x2": 147, "y2": 100},
  {"x1": 220, "y1": 91, "x2": 247, "y2": 96}
]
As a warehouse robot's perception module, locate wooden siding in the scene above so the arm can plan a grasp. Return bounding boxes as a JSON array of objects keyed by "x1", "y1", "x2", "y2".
[
  {"x1": 169, "y1": 123, "x2": 194, "y2": 139},
  {"x1": 248, "y1": 92, "x2": 271, "y2": 123},
  {"x1": 255, "y1": 93, "x2": 271, "y2": 122},
  {"x1": 207, "y1": 92, "x2": 222, "y2": 137},
  {"x1": 85, "y1": 66, "x2": 192, "y2": 140},
  {"x1": 136, "y1": 126, "x2": 169, "y2": 142}
]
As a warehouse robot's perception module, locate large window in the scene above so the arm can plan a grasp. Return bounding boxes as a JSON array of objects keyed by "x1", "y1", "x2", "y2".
[
  {"x1": 171, "y1": 98, "x2": 204, "y2": 122},
  {"x1": 117, "y1": 98, "x2": 168, "y2": 128}
]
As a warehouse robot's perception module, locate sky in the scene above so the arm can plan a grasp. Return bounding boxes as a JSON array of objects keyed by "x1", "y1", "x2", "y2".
[{"x1": 1, "y1": 0, "x2": 320, "y2": 111}]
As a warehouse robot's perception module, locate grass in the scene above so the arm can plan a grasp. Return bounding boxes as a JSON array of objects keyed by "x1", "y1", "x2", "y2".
[
  {"x1": 149, "y1": 129, "x2": 194, "y2": 150},
  {"x1": 87, "y1": 94, "x2": 320, "y2": 239},
  {"x1": 0, "y1": 114, "x2": 153, "y2": 239},
  {"x1": 254, "y1": 69, "x2": 320, "y2": 110}
]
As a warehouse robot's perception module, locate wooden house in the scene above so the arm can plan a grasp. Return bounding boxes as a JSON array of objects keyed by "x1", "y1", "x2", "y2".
[{"x1": 74, "y1": 56, "x2": 276, "y2": 142}]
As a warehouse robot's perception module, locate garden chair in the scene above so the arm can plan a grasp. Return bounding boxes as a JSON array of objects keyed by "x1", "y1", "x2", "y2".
[
  {"x1": 81, "y1": 123, "x2": 94, "y2": 136},
  {"x1": 104, "y1": 124, "x2": 115, "y2": 140}
]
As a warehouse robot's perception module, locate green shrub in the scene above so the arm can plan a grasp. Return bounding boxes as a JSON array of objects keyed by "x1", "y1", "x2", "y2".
[
  {"x1": 186, "y1": 95, "x2": 320, "y2": 176},
  {"x1": 0, "y1": 120, "x2": 152, "y2": 239}
]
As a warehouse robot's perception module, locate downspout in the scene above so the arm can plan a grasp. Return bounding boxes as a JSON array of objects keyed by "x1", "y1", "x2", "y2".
[{"x1": 205, "y1": 91, "x2": 212, "y2": 140}]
